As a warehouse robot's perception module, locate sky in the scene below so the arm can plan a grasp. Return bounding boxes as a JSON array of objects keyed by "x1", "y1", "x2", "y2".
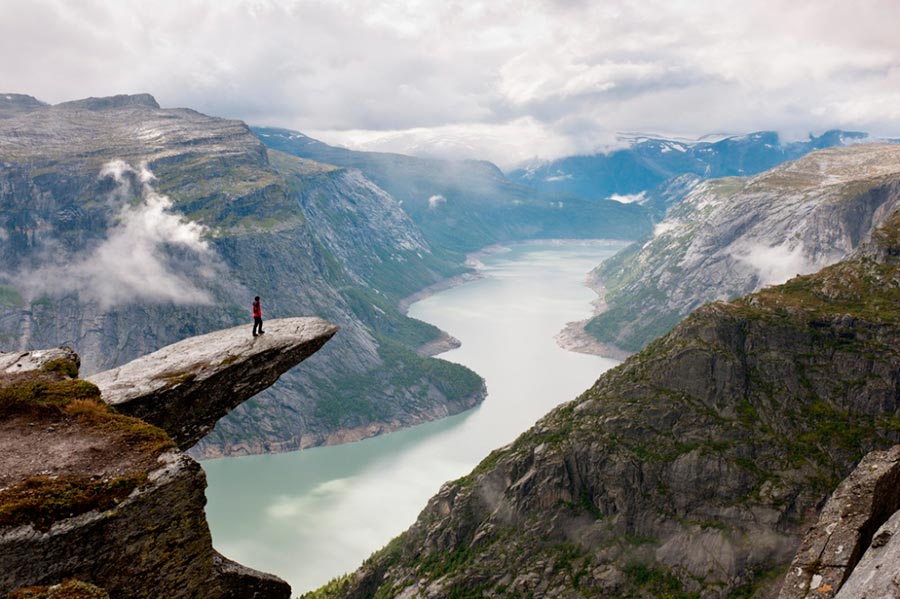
[{"x1": 2, "y1": 0, "x2": 899, "y2": 167}]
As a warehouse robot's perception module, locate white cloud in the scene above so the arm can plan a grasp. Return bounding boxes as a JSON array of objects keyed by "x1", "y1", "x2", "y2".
[
  {"x1": 22, "y1": 161, "x2": 215, "y2": 308},
  {"x1": 653, "y1": 221, "x2": 680, "y2": 237},
  {"x1": 608, "y1": 192, "x2": 646, "y2": 204},
  {"x1": 427, "y1": 194, "x2": 446, "y2": 208},
  {"x1": 732, "y1": 242, "x2": 818, "y2": 287},
  {"x1": 1, "y1": 1, "x2": 899, "y2": 165}
]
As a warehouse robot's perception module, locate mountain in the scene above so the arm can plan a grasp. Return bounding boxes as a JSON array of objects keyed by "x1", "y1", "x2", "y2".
[
  {"x1": 508, "y1": 130, "x2": 870, "y2": 201},
  {"x1": 253, "y1": 127, "x2": 652, "y2": 254},
  {"x1": 0, "y1": 93, "x2": 483, "y2": 458},
  {"x1": 309, "y1": 174, "x2": 900, "y2": 597},
  {"x1": 585, "y1": 143, "x2": 900, "y2": 353}
]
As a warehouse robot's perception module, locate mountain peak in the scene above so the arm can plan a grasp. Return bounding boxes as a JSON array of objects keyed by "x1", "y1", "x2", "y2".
[
  {"x1": 0, "y1": 93, "x2": 47, "y2": 118},
  {"x1": 55, "y1": 93, "x2": 160, "y2": 111}
]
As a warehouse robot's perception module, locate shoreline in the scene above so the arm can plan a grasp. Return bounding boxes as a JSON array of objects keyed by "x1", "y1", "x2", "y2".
[
  {"x1": 398, "y1": 270, "x2": 484, "y2": 314},
  {"x1": 193, "y1": 384, "x2": 487, "y2": 460},
  {"x1": 198, "y1": 238, "x2": 633, "y2": 460},
  {"x1": 400, "y1": 238, "x2": 636, "y2": 361},
  {"x1": 554, "y1": 269, "x2": 634, "y2": 361}
]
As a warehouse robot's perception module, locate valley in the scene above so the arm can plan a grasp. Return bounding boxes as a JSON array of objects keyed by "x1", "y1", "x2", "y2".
[{"x1": 203, "y1": 240, "x2": 626, "y2": 593}]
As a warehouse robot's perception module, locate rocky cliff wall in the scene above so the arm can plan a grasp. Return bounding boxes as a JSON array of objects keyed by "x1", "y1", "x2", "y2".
[
  {"x1": 315, "y1": 210, "x2": 900, "y2": 598},
  {"x1": 586, "y1": 143, "x2": 900, "y2": 353}
]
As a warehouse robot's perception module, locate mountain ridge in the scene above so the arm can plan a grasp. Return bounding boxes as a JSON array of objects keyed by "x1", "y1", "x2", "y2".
[
  {"x1": 584, "y1": 143, "x2": 900, "y2": 353},
  {"x1": 508, "y1": 129, "x2": 872, "y2": 202},
  {"x1": 310, "y1": 158, "x2": 900, "y2": 599},
  {"x1": 0, "y1": 93, "x2": 484, "y2": 458}
]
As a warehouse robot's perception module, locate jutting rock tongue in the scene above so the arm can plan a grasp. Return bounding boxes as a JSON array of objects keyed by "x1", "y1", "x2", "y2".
[
  {"x1": 88, "y1": 317, "x2": 339, "y2": 450},
  {"x1": 1, "y1": 317, "x2": 337, "y2": 598}
]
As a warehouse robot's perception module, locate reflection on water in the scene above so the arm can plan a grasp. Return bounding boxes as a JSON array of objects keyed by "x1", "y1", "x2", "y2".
[{"x1": 202, "y1": 239, "x2": 628, "y2": 593}]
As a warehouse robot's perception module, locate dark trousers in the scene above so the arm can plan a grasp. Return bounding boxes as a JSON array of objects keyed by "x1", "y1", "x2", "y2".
[{"x1": 253, "y1": 316, "x2": 264, "y2": 336}]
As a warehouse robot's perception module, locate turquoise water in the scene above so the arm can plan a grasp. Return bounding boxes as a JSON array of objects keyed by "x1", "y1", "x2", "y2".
[{"x1": 202, "y1": 239, "x2": 627, "y2": 593}]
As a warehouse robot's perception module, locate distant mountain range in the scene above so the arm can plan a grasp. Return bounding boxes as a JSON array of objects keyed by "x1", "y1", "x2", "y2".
[
  {"x1": 253, "y1": 127, "x2": 652, "y2": 254},
  {"x1": 508, "y1": 130, "x2": 872, "y2": 201}
]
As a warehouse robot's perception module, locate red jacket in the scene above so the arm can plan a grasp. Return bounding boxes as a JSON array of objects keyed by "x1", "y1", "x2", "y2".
[{"x1": 252, "y1": 300, "x2": 262, "y2": 318}]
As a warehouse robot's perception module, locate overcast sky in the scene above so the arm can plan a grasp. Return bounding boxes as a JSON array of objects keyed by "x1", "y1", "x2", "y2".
[{"x1": 2, "y1": 0, "x2": 899, "y2": 166}]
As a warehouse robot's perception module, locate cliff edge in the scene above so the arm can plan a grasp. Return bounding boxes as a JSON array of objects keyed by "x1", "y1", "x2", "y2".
[
  {"x1": 0, "y1": 317, "x2": 337, "y2": 598},
  {"x1": 88, "y1": 317, "x2": 338, "y2": 450}
]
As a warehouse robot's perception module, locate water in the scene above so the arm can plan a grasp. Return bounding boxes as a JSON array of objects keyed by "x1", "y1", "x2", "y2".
[{"x1": 202, "y1": 239, "x2": 627, "y2": 594}]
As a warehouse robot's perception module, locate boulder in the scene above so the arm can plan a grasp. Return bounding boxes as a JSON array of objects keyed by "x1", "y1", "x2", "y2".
[{"x1": 778, "y1": 445, "x2": 900, "y2": 599}]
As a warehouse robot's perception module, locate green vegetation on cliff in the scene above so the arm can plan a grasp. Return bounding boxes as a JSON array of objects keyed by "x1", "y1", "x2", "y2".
[
  {"x1": 585, "y1": 144, "x2": 900, "y2": 354},
  {"x1": 0, "y1": 361, "x2": 175, "y2": 532},
  {"x1": 9, "y1": 579, "x2": 110, "y2": 599},
  {"x1": 316, "y1": 210, "x2": 900, "y2": 598}
]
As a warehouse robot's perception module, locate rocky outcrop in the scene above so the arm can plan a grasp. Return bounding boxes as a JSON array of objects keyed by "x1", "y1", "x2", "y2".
[
  {"x1": 318, "y1": 210, "x2": 900, "y2": 598},
  {"x1": 88, "y1": 317, "x2": 338, "y2": 449},
  {"x1": 0, "y1": 347, "x2": 79, "y2": 374},
  {"x1": 835, "y1": 511, "x2": 900, "y2": 598},
  {"x1": 586, "y1": 143, "x2": 900, "y2": 352},
  {"x1": 2, "y1": 317, "x2": 337, "y2": 597},
  {"x1": 1, "y1": 452, "x2": 289, "y2": 598},
  {"x1": 779, "y1": 445, "x2": 900, "y2": 599}
]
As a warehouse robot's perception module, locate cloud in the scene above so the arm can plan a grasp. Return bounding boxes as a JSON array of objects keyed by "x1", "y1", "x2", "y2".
[
  {"x1": 427, "y1": 194, "x2": 446, "y2": 209},
  {"x1": 608, "y1": 192, "x2": 646, "y2": 204},
  {"x1": 1, "y1": 1, "x2": 899, "y2": 166},
  {"x1": 21, "y1": 161, "x2": 215, "y2": 308},
  {"x1": 732, "y1": 242, "x2": 818, "y2": 287},
  {"x1": 652, "y1": 221, "x2": 680, "y2": 238}
]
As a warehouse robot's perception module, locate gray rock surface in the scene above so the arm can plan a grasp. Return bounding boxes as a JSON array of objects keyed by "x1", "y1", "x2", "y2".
[
  {"x1": 88, "y1": 317, "x2": 338, "y2": 450},
  {"x1": 0, "y1": 346, "x2": 79, "y2": 374},
  {"x1": 325, "y1": 204, "x2": 900, "y2": 597},
  {"x1": 586, "y1": 143, "x2": 900, "y2": 352},
  {"x1": 779, "y1": 445, "x2": 900, "y2": 599},
  {"x1": 834, "y1": 509, "x2": 900, "y2": 599}
]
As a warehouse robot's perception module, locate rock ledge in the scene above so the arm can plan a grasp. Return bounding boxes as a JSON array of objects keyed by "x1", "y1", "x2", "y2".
[{"x1": 88, "y1": 317, "x2": 338, "y2": 449}]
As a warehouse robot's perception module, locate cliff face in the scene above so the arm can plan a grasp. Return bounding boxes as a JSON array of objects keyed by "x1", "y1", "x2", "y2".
[
  {"x1": 1, "y1": 318, "x2": 336, "y2": 597},
  {"x1": 778, "y1": 445, "x2": 900, "y2": 599},
  {"x1": 0, "y1": 93, "x2": 483, "y2": 458},
  {"x1": 586, "y1": 143, "x2": 900, "y2": 352},
  {"x1": 319, "y1": 211, "x2": 900, "y2": 598}
]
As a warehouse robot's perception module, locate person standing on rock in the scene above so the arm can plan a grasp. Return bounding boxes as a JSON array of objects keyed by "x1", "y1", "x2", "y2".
[{"x1": 252, "y1": 296, "x2": 265, "y2": 337}]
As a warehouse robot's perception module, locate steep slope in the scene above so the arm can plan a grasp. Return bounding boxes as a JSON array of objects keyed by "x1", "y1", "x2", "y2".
[
  {"x1": 253, "y1": 127, "x2": 652, "y2": 254},
  {"x1": 0, "y1": 94, "x2": 482, "y2": 458},
  {"x1": 317, "y1": 210, "x2": 900, "y2": 598},
  {"x1": 508, "y1": 130, "x2": 869, "y2": 201},
  {"x1": 585, "y1": 143, "x2": 900, "y2": 353}
]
